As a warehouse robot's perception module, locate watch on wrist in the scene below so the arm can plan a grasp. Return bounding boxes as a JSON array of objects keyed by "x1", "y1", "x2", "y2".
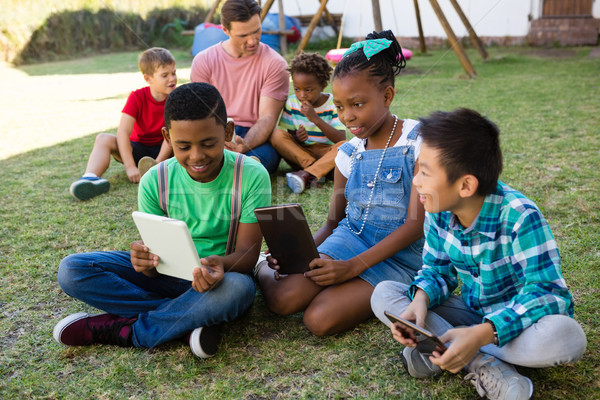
[{"x1": 486, "y1": 320, "x2": 499, "y2": 346}]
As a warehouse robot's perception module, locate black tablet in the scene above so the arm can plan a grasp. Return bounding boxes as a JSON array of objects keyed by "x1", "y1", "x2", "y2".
[{"x1": 254, "y1": 203, "x2": 320, "y2": 274}]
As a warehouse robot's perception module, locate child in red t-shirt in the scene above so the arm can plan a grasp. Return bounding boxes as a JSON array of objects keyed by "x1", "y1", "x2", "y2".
[{"x1": 69, "y1": 47, "x2": 177, "y2": 201}]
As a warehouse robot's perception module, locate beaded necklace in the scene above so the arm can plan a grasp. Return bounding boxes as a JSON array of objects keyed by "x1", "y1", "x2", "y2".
[{"x1": 346, "y1": 115, "x2": 399, "y2": 235}]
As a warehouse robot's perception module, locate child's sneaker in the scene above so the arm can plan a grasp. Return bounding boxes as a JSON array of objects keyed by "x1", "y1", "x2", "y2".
[
  {"x1": 286, "y1": 170, "x2": 314, "y2": 194},
  {"x1": 70, "y1": 177, "x2": 110, "y2": 200},
  {"x1": 188, "y1": 325, "x2": 222, "y2": 358},
  {"x1": 253, "y1": 253, "x2": 268, "y2": 280},
  {"x1": 401, "y1": 346, "x2": 443, "y2": 378},
  {"x1": 53, "y1": 312, "x2": 136, "y2": 347},
  {"x1": 137, "y1": 156, "x2": 157, "y2": 177},
  {"x1": 464, "y1": 353, "x2": 533, "y2": 400}
]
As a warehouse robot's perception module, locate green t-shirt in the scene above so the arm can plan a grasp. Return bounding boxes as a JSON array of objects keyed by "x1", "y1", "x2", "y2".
[{"x1": 138, "y1": 150, "x2": 271, "y2": 258}]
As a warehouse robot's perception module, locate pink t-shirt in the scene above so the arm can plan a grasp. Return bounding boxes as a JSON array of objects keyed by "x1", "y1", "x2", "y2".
[
  {"x1": 190, "y1": 42, "x2": 289, "y2": 127},
  {"x1": 121, "y1": 86, "x2": 165, "y2": 146}
]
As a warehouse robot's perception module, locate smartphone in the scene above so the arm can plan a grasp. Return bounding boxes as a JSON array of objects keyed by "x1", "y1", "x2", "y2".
[{"x1": 384, "y1": 310, "x2": 447, "y2": 353}]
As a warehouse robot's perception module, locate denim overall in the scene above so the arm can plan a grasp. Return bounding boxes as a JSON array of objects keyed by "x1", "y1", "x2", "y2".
[{"x1": 317, "y1": 122, "x2": 425, "y2": 287}]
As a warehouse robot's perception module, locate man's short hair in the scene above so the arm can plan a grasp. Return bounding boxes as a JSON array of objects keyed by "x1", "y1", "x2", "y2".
[
  {"x1": 138, "y1": 47, "x2": 175, "y2": 76},
  {"x1": 220, "y1": 0, "x2": 262, "y2": 30},
  {"x1": 419, "y1": 108, "x2": 503, "y2": 196},
  {"x1": 164, "y1": 82, "x2": 228, "y2": 130}
]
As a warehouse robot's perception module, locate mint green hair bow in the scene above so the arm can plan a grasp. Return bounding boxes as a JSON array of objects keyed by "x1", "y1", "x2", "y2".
[{"x1": 343, "y1": 38, "x2": 393, "y2": 60}]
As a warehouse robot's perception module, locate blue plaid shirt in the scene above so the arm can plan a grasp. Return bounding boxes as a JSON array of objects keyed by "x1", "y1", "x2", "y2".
[{"x1": 410, "y1": 181, "x2": 574, "y2": 346}]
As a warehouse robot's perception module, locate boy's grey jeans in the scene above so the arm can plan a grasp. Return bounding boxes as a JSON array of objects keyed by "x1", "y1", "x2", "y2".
[{"x1": 371, "y1": 281, "x2": 587, "y2": 368}]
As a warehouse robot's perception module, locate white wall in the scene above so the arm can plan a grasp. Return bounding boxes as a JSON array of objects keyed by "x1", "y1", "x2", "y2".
[{"x1": 269, "y1": 0, "x2": 598, "y2": 39}]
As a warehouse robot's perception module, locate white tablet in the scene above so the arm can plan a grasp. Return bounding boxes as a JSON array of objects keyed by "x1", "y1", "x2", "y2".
[{"x1": 131, "y1": 211, "x2": 200, "y2": 281}]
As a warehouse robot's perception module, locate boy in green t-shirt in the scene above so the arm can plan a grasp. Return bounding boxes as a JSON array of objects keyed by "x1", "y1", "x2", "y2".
[{"x1": 53, "y1": 82, "x2": 271, "y2": 358}]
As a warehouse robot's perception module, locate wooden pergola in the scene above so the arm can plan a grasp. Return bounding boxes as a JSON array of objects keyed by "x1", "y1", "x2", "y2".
[{"x1": 202, "y1": 0, "x2": 488, "y2": 77}]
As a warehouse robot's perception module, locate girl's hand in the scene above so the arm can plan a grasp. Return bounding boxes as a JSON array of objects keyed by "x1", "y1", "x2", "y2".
[
  {"x1": 430, "y1": 325, "x2": 489, "y2": 373},
  {"x1": 294, "y1": 125, "x2": 309, "y2": 143},
  {"x1": 130, "y1": 240, "x2": 159, "y2": 277},
  {"x1": 262, "y1": 253, "x2": 286, "y2": 280},
  {"x1": 304, "y1": 258, "x2": 361, "y2": 286},
  {"x1": 192, "y1": 255, "x2": 225, "y2": 292}
]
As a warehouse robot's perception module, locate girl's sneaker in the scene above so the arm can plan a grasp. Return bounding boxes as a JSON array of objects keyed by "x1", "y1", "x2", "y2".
[{"x1": 70, "y1": 177, "x2": 110, "y2": 200}]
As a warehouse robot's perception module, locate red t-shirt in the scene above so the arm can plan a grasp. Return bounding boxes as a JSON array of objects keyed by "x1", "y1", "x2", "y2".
[{"x1": 122, "y1": 86, "x2": 166, "y2": 146}]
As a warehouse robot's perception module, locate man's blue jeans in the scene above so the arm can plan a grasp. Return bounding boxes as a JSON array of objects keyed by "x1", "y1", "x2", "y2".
[
  {"x1": 236, "y1": 126, "x2": 281, "y2": 173},
  {"x1": 57, "y1": 251, "x2": 255, "y2": 348}
]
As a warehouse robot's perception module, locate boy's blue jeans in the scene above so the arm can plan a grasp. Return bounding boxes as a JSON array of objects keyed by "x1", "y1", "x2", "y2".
[
  {"x1": 57, "y1": 251, "x2": 255, "y2": 349},
  {"x1": 371, "y1": 281, "x2": 587, "y2": 368},
  {"x1": 235, "y1": 126, "x2": 281, "y2": 174}
]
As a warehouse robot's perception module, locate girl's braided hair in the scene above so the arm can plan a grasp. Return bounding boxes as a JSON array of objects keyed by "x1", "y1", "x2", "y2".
[{"x1": 333, "y1": 30, "x2": 406, "y2": 88}]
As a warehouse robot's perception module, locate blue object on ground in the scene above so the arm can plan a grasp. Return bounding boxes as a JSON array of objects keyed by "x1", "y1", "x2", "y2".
[
  {"x1": 192, "y1": 23, "x2": 228, "y2": 56},
  {"x1": 260, "y1": 13, "x2": 302, "y2": 52}
]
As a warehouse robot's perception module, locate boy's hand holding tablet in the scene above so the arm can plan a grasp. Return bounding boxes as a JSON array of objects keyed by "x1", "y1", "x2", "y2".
[
  {"x1": 130, "y1": 240, "x2": 160, "y2": 278},
  {"x1": 192, "y1": 256, "x2": 225, "y2": 292}
]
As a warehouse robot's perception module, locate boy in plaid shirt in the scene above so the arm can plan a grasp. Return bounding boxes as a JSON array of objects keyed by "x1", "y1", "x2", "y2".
[{"x1": 371, "y1": 108, "x2": 586, "y2": 400}]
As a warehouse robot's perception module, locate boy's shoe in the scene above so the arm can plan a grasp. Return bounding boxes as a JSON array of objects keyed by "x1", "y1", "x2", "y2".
[
  {"x1": 188, "y1": 325, "x2": 222, "y2": 358},
  {"x1": 138, "y1": 156, "x2": 157, "y2": 177},
  {"x1": 401, "y1": 346, "x2": 443, "y2": 379},
  {"x1": 464, "y1": 353, "x2": 533, "y2": 400},
  {"x1": 53, "y1": 312, "x2": 136, "y2": 347},
  {"x1": 70, "y1": 177, "x2": 110, "y2": 201},
  {"x1": 286, "y1": 170, "x2": 315, "y2": 194}
]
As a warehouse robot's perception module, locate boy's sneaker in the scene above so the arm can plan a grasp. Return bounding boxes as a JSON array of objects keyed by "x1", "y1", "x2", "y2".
[
  {"x1": 138, "y1": 156, "x2": 157, "y2": 177},
  {"x1": 53, "y1": 312, "x2": 136, "y2": 347},
  {"x1": 70, "y1": 177, "x2": 110, "y2": 200},
  {"x1": 464, "y1": 353, "x2": 533, "y2": 400},
  {"x1": 286, "y1": 170, "x2": 314, "y2": 194},
  {"x1": 401, "y1": 346, "x2": 443, "y2": 378},
  {"x1": 188, "y1": 325, "x2": 222, "y2": 358}
]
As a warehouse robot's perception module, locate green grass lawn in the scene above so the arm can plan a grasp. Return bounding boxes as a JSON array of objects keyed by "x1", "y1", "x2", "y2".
[{"x1": 1, "y1": 46, "x2": 599, "y2": 399}]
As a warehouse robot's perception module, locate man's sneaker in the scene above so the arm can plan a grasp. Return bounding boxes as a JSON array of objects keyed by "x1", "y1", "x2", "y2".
[
  {"x1": 464, "y1": 353, "x2": 533, "y2": 400},
  {"x1": 188, "y1": 325, "x2": 222, "y2": 358},
  {"x1": 401, "y1": 345, "x2": 443, "y2": 379},
  {"x1": 286, "y1": 170, "x2": 314, "y2": 194},
  {"x1": 138, "y1": 156, "x2": 157, "y2": 177},
  {"x1": 69, "y1": 177, "x2": 110, "y2": 200},
  {"x1": 53, "y1": 312, "x2": 135, "y2": 347}
]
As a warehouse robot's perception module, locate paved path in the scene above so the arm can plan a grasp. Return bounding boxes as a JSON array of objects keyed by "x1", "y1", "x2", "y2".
[{"x1": 0, "y1": 62, "x2": 190, "y2": 160}]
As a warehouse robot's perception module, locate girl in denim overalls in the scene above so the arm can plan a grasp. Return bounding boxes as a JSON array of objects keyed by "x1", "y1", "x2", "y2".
[{"x1": 257, "y1": 30, "x2": 425, "y2": 336}]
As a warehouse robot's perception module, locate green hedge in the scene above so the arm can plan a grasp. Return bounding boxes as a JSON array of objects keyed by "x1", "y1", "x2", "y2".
[{"x1": 10, "y1": 7, "x2": 208, "y2": 65}]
